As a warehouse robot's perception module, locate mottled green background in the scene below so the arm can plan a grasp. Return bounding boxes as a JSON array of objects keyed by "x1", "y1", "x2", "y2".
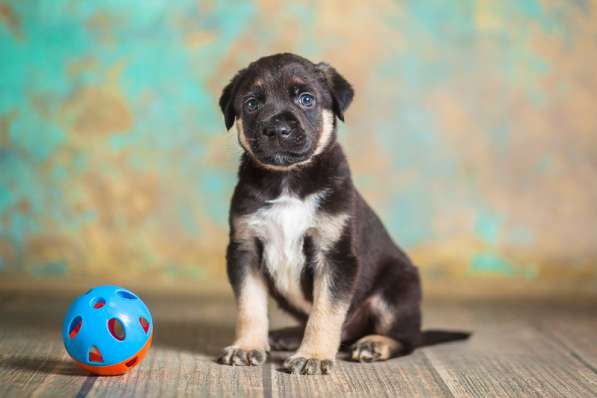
[{"x1": 1, "y1": 0, "x2": 596, "y2": 295}]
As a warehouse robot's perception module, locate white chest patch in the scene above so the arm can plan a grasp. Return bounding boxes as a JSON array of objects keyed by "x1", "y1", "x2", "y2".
[
  {"x1": 249, "y1": 191, "x2": 323, "y2": 313},
  {"x1": 233, "y1": 191, "x2": 316, "y2": 313},
  {"x1": 234, "y1": 189, "x2": 349, "y2": 314}
]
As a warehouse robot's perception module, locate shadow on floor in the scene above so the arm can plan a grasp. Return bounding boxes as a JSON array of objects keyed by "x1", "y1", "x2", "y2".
[
  {"x1": 0, "y1": 357, "x2": 90, "y2": 376},
  {"x1": 153, "y1": 318, "x2": 235, "y2": 357},
  {"x1": 1, "y1": 292, "x2": 237, "y2": 359}
]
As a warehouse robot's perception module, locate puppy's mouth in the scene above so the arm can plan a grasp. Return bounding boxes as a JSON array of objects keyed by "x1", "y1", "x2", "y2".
[
  {"x1": 238, "y1": 124, "x2": 314, "y2": 168},
  {"x1": 259, "y1": 150, "x2": 311, "y2": 166},
  {"x1": 249, "y1": 139, "x2": 313, "y2": 167}
]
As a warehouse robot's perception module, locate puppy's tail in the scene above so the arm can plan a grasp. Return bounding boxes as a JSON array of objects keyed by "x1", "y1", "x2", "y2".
[{"x1": 418, "y1": 329, "x2": 472, "y2": 347}]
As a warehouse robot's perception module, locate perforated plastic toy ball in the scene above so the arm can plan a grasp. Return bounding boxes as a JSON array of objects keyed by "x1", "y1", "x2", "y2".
[{"x1": 63, "y1": 285, "x2": 153, "y2": 376}]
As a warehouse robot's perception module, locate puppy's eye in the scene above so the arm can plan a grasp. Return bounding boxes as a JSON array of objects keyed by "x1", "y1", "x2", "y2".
[
  {"x1": 244, "y1": 98, "x2": 259, "y2": 113},
  {"x1": 298, "y1": 93, "x2": 315, "y2": 108}
]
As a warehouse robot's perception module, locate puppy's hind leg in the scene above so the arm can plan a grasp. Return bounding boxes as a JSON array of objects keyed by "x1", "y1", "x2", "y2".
[
  {"x1": 351, "y1": 335, "x2": 402, "y2": 362},
  {"x1": 351, "y1": 264, "x2": 422, "y2": 362}
]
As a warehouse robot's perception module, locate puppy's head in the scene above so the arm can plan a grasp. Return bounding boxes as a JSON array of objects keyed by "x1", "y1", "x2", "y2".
[{"x1": 219, "y1": 53, "x2": 353, "y2": 170}]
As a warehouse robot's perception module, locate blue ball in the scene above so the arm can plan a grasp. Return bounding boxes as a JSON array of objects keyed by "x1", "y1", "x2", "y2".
[{"x1": 63, "y1": 285, "x2": 153, "y2": 371}]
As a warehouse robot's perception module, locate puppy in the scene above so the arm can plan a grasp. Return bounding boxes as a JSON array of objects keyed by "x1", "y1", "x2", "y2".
[{"x1": 217, "y1": 53, "x2": 469, "y2": 375}]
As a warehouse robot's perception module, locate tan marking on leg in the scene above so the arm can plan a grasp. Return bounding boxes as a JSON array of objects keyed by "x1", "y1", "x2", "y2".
[
  {"x1": 352, "y1": 335, "x2": 402, "y2": 362},
  {"x1": 231, "y1": 214, "x2": 256, "y2": 250},
  {"x1": 369, "y1": 294, "x2": 395, "y2": 335},
  {"x1": 291, "y1": 272, "x2": 348, "y2": 360},
  {"x1": 312, "y1": 211, "x2": 349, "y2": 253},
  {"x1": 232, "y1": 271, "x2": 269, "y2": 350}
]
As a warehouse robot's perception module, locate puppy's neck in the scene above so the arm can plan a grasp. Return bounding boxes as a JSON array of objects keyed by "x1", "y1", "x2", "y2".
[{"x1": 238, "y1": 142, "x2": 350, "y2": 199}]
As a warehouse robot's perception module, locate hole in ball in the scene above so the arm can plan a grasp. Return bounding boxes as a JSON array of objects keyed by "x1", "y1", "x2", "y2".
[
  {"x1": 108, "y1": 318, "x2": 126, "y2": 341},
  {"x1": 92, "y1": 297, "x2": 106, "y2": 309},
  {"x1": 117, "y1": 290, "x2": 137, "y2": 300},
  {"x1": 88, "y1": 345, "x2": 103, "y2": 363},
  {"x1": 139, "y1": 317, "x2": 149, "y2": 334},
  {"x1": 69, "y1": 316, "x2": 82, "y2": 339},
  {"x1": 125, "y1": 356, "x2": 138, "y2": 367}
]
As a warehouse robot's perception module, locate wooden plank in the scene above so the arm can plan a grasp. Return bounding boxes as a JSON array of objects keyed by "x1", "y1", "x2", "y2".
[
  {"x1": 2, "y1": 287, "x2": 596, "y2": 397},
  {"x1": 267, "y1": 305, "x2": 454, "y2": 397},
  {"x1": 269, "y1": 350, "x2": 453, "y2": 398},
  {"x1": 533, "y1": 303, "x2": 597, "y2": 382},
  {"x1": 0, "y1": 292, "x2": 89, "y2": 398},
  {"x1": 84, "y1": 291, "x2": 266, "y2": 398},
  {"x1": 421, "y1": 302, "x2": 597, "y2": 398},
  {"x1": 86, "y1": 349, "x2": 268, "y2": 398}
]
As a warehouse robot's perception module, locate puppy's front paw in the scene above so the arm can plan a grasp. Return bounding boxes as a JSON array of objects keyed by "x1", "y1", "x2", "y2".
[
  {"x1": 283, "y1": 354, "x2": 334, "y2": 375},
  {"x1": 218, "y1": 346, "x2": 268, "y2": 366}
]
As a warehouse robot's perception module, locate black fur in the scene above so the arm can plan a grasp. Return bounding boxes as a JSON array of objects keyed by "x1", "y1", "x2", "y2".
[
  {"x1": 220, "y1": 53, "x2": 470, "y2": 366},
  {"x1": 315, "y1": 62, "x2": 353, "y2": 121}
]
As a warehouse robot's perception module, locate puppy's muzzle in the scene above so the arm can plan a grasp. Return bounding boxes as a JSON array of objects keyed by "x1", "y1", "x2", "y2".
[
  {"x1": 262, "y1": 120, "x2": 295, "y2": 138},
  {"x1": 260, "y1": 113, "x2": 301, "y2": 143}
]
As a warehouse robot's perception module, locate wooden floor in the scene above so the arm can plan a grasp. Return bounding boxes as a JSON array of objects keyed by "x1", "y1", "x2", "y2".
[{"x1": 1, "y1": 285, "x2": 596, "y2": 398}]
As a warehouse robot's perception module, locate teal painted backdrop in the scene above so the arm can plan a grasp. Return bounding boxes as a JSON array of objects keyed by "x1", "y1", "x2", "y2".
[{"x1": 1, "y1": 0, "x2": 596, "y2": 295}]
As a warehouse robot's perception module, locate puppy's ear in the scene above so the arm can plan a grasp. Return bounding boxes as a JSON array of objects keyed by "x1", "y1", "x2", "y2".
[
  {"x1": 316, "y1": 63, "x2": 354, "y2": 121},
  {"x1": 219, "y1": 69, "x2": 246, "y2": 130}
]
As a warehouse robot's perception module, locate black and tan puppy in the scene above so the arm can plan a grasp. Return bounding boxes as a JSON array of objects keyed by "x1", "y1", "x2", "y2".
[{"x1": 217, "y1": 53, "x2": 469, "y2": 375}]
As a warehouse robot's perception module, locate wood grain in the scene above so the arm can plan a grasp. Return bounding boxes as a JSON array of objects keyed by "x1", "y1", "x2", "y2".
[
  {"x1": 0, "y1": 287, "x2": 595, "y2": 397},
  {"x1": 421, "y1": 301, "x2": 597, "y2": 398}
]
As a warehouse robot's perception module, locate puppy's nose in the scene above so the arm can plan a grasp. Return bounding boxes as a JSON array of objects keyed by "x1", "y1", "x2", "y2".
[{"x1": 262, "y1": 122, "x2": 293, "y2": 138}]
